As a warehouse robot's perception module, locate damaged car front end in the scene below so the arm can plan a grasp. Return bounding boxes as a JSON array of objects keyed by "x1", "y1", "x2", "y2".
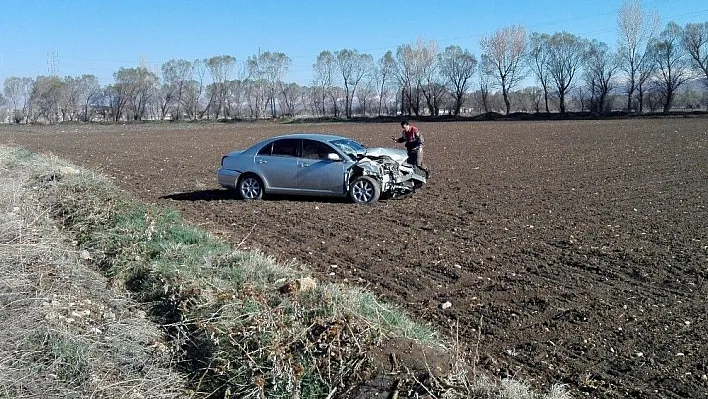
[{"x1": 346, "y1": 147, "x2": 427, "y2": 200}]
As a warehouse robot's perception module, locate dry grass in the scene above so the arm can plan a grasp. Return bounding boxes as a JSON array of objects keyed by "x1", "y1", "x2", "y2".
[
  {"x1": 0, "y1": 144, "x2": 573, "y2": 398},
  {"x1": 0, "y1": 147, "x2": 186, "y2": 398}
]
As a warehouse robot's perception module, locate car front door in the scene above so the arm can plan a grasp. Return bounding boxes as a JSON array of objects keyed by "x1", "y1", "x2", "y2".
[
  {"x1": 254, "y1": 139, "x2": 299, "y2": 192},
  {"x1": 297, "y1": 139, "x2": 347, "y2": 194}
]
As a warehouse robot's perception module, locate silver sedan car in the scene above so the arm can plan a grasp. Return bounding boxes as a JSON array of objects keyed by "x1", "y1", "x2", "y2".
[{"x1": 217, "y1": 133, "x2": 426, "y2": 204}]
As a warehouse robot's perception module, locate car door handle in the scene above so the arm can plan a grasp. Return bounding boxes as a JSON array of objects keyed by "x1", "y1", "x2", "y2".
[
  {"x1": 300, "y1": 163, "x2": 310, "y2": 167},
  {"x1": 258, "y1": 160, "x2": 268, "y2": 164}
]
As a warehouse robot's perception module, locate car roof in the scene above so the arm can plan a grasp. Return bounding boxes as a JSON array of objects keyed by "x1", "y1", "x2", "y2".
[{"x1": 266, "y1": 133, "x2": 351, "y2": 142}]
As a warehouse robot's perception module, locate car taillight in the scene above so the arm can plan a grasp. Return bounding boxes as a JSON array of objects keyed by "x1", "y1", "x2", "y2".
[{"x1": 221, "y1": 156, "x2": 227, "y2": 166}]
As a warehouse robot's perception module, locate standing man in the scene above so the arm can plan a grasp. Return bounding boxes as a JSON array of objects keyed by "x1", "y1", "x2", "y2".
[{"x1": 392, "y1": 120, "x2": 430, "y2": 178}]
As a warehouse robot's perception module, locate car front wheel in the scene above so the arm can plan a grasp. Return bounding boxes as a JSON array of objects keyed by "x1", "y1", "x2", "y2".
[
  {"x1": 238, "y1": 174, "x2": 263, "y2": 200},
  {"x1": 349, "y1": 175, "x2": 381, "y2": 204}
]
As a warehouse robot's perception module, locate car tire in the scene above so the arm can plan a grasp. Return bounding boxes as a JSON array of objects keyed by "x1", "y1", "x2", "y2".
[
  {"x1": 349, "y1": 175, "x2": 381, "y2": 204},
  {"x1": 237, "y1": 174, "x2": 264, "y2": 200}
]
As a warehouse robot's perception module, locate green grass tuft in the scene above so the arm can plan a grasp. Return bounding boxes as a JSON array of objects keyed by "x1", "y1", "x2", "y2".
[{"x1": 45, "y1": 331, "x2": 92, "y2": 385}]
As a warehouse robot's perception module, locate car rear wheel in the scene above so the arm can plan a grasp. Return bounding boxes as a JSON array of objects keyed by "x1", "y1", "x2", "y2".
[
  {"x1": 349, "y1": 175, "x2": 381, "y2": 204},
  {"x1": 238, "y1": 174, "x2": 263, "y2": 200}
]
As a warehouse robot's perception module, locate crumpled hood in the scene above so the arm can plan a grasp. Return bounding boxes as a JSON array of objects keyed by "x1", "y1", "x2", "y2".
[{"x1": 358, "y1": 147, "x2": 408, "y2": 163}]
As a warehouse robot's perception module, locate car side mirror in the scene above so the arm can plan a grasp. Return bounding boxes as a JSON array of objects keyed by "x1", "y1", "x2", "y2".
[{"x1": 326, "y1": 153, "x2": 342, "y2": 161}]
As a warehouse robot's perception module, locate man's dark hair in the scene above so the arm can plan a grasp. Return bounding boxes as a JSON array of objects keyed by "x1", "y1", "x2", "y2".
[{"x1": 401, "y1": 120, "x2": 409, "y2": 127}]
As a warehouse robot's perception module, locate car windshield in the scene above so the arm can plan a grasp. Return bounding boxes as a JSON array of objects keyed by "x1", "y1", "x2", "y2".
[{"x1": 330, "y1": 139, "x2": 366, "y2": 159}]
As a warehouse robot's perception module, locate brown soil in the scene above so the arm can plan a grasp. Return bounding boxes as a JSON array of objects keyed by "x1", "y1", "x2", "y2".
[{"x1": 3, "y1": 118, "x2": 707, "y2": 397}]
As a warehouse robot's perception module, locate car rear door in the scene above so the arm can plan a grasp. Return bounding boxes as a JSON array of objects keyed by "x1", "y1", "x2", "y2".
[
  {"x1": 254, "y1": 139, "x2": 299, "y2": 192},
  {"x1": 297, "y1": 139, "x2": 347, "y2": 194}
]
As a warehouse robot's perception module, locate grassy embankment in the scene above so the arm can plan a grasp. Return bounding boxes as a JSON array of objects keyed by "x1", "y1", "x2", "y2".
[{"x1": 0, "y1": 145, "x2": 571, "y2": 398}]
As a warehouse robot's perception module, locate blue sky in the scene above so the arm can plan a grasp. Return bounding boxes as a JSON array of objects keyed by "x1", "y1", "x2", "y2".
[{"x1": 1, "y1": 0, "x2": 706, "y2": 86}]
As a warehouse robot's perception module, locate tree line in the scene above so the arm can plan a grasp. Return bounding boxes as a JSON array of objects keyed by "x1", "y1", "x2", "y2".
[{"x1": 1, "y1": 1, "x2": 707, "y2": 123}]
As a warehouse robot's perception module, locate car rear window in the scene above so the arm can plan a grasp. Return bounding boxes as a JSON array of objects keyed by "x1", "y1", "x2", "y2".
[{"x1": 257, "y1": 143, "x2": 272, "y2": 156}]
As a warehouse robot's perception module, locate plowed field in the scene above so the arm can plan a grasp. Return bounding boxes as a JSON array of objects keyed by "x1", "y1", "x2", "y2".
[{"x1": 3, "y1": 118, "x2": 707, "y2": 397}]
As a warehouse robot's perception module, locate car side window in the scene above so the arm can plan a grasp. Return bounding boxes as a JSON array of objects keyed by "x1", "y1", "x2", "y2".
[
  {"x1": 269, "y1": 139, "x2": 299, "y2": 157},
  {"x1": 301, "y1": 139, "x2": 335, "y2": 160},
  {"x1": 257, "y1": 142, "x2": 272, "y2": 156}
]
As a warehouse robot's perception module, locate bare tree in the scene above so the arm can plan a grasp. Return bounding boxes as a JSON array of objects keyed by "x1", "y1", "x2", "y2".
[
  {"x1": 375, "y1": 51, "x2": 396, "y2": 116},
  {"x1": 59, "y1": 76, "x2": 79, "y2": 121},
  {"x1": 520, "y1": 86, "x2": 543, "y2": 112},
  {"x1": 546, "y1": 32, "x2": 588, "y2": 113},
  {"x1": 195, "y1": 59, "x2": 209, "y2": 119},
  {"x1": 357, "y1": 62, "x2": 378, "y2": 116},
  {"x1": 113, "y1": 67, "x2": 159, "y2": 120},
  {"x1": 75, "y1": 75, "x2": 100, "y2": 122},
  {"x1": 135, "y1": 68, "x2": 159, "y2": 120},
  {"x1": 477, "y1": 55, "x2": 494, "y2": 113},
  {"x1": 205, "y1": 83, "x2": 219, "y2": 119},
  {"x1": 242, "y1": 77, "x2": 267, "y2": 119},
  {"x1": 617, "y1": 0, "x2": 660, "y2": 112},
  {"x1": 206, "y1": 55, "x2": 237, "y2": 119},
  {"x1": 161, "y1": 59, "x2": 193, "y2": 120},
  {"x1": 246, "y1": 53, "x2": 271, "y2": 118},
  {"x1": 103, "y1": 83, "x2": 129, "y2": 121},
  {"x1": 683, "y1": 22, "x2": 708, "y2": 86},
  {"x1": 331, "y1": 86, "x2": 345, "y2": 117},
  {"x1": 3, "y1": 77, "x2": 33, "y2": 123},
  {"x1": 584, "y1": 40, "x2": 620, "y2": 113},
  {"x1": 439, "y1": 45, "x2": 477, "y2": 115},
  {"x1": 30, "y1": 76, "x2": 64, "y2": 123},
  {"x1": 313, "y1": 51, "x2": 337, "y2": 117},
  {"x1": 649, "y1": 21, "x2": 691, "y2": 113},
  {"x1": 279, "y1": 82, "x2": 301, "y2": 116},
  {"x1": 416, "y1": 40, "x2": 444, "y2": 116},
  {"x1": 155, "y1": 83, "x2": 172, "y2": 120},
  {"x1": 58, "y1": 75, "x2": 99, "y2": 122},
  {"x1": 248, "y1": 51, "x2": 291, "y2": 118},
  {"x1": 355, "y1": 79, "x2": 376, "y2": 116},
  {"x1": 335, "y1": 49, "x2": 373, "y2": 118},
  {"x1": 308, "y1": 85, "x2": 324, "y2": 116},
  {"x1": 634, "y1": 48, "x2": 657, "y2": 113},
  {"x1": 479, "y1": 25, "x2": 527, "y2": 114},
  {"x1": 527, "y1": 32, "x2": 552, "y2": 112},
  {"x1": 395, "y1": 39, "x2": 437, "y2": 116},
  {"x1": 395, "y1": 43, "x2": 418, "y2": 116},
  {"x1": 182, "y1": 80, "x2": 200, "y2": 119},
  {"x1": 645, "y1": 81, "x2": 664, "y2": 111},
  {"x1": 224, "y1": 79, "x2": 245, "y2": 118},
  {"x1": 0, "y1": 93, "x2": 6, "y2": 120},
  {"x1": 571, "y1": 86, "x2": 589, "y2": 112},
  {"x1": 178, "y1": 59, "x2": 208, "y2": 120}
]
